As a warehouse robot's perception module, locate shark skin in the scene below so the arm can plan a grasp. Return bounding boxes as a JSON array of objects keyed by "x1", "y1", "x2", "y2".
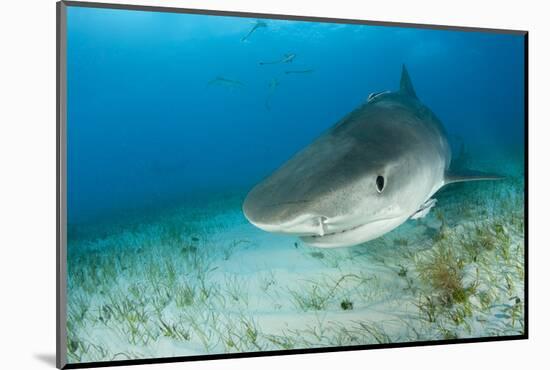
[{"x1": 242, "y1": 65, "x2": 501, "y2": 248}]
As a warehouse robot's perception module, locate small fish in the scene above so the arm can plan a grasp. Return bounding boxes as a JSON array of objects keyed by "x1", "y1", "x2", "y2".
[
  {"x1": 285, "y1": 69, "x2": 314, "y2": 74},
  {"x1": 241, "y1": 20, "x2": 267, "y2": 42},
  {"x1": 268, "y1": 78, "x2": 280, "y2": 89},
  {"x1": 265, "y1": 78, "x2": 280, "y2": 110},
  {"x1": 260, "y1": 53, "x2": 296, "y2": 65},
  {"x1": 208, "y1": 76, "x2": 244, "y2": 89}
]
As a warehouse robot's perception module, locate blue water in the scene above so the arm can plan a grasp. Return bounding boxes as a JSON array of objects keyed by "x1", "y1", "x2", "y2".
[
  {"x1": 64, "y1": 7, "x2": 527, "y2": 363},
  {"x1": 66, "y1": 6, "x2": 525, "y2": 227}
]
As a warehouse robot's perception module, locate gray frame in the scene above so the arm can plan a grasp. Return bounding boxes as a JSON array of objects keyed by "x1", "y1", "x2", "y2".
[
  {"x1": 56, "y1": 1, "x2": 528, "y2": 369},
  {"x1": 56, "y1": 2, "x2": 68, "y2": 368}
]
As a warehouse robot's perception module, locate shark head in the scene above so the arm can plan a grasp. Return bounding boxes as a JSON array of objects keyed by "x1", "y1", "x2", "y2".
[
  {"x1": 243, "y1": 66, "x2": 452, "y2": 248},
  {"x1": 242, "y1": 139, "x2": 422, "y2": 247}
]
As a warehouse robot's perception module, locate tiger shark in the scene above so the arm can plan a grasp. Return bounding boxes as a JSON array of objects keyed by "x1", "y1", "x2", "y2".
[{"x1": 242, "y1": 65, "x2": 500, "y2": 248}]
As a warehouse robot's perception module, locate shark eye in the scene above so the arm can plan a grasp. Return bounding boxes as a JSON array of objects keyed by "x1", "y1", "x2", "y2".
[{"x1": 376, "y1": 175, "x2": 385, "y2": 193}]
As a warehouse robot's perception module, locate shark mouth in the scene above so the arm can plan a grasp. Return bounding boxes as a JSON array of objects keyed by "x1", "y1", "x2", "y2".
[
  {"x1": 307, "y1": 221, "x2": 366, "y2": 238},
  {"x1": 245, "y1": 207, "x2": 408, "y2": 248},
  {"x1": 300, "y1": 215, "x2": 407, "y2": 248}
]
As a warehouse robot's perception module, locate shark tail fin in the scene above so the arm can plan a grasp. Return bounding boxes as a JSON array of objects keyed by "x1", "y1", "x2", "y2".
[
  {"x1": 444, "y1": 169, "x2": 504, "y2": 185},
  {"x1": 400, "y1": 64, "x2": 417, "y2": 99}
]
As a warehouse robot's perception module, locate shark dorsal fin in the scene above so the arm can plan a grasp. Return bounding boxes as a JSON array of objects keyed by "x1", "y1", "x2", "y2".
[{"x1": 400, "y1": 65, "x2": 417, "y2": 99}]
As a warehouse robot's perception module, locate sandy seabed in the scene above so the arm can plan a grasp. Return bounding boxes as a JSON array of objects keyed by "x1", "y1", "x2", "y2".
[{"x1": 66, "y1": 158, "x2": 525, "y2": 364}]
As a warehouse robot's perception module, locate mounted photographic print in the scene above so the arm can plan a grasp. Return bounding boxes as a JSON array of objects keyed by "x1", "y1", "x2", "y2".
[{"x1": 56, "y1": 1, "x2": 528, "y2": 368}]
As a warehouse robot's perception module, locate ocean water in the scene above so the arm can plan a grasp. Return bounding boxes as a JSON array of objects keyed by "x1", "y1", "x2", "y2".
[{"x1": 65, "y1": 5, "x2": 525, "y2": 364}]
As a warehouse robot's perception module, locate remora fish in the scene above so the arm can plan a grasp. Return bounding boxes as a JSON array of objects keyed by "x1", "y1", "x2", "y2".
[
  {"x1": 241, "y1": 20, "x2": 267, "y2": 42},
  {"x1": 208, "y1": 76, "x2": 244, "y2": 89},
  {"x1": 265, "y1": 78, "x2": 280, "y2": 110},
  {"x1": 260, "y1": 53, "x2": 296, "y2": 65},
  {"x1": 242, "y1": 65, "x2": 501, "y2": 248}
]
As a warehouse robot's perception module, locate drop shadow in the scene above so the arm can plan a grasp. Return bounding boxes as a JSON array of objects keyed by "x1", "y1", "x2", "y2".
[{"x1": 34, "y1": 353, "x2": 56, "y2": 367}]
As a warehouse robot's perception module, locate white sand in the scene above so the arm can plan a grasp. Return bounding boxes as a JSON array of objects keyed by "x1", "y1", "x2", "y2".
[{"x1": 66, "y1": 163, "x2": 525, "y2": 363}]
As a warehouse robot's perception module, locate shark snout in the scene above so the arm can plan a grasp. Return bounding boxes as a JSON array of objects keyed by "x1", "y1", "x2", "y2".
[
  {"x1": 244, "y1": 205, "x2": 329, "y2": 236},
  {"x1": 243, "y1": 192, "x2": 331, "y2": 236}
]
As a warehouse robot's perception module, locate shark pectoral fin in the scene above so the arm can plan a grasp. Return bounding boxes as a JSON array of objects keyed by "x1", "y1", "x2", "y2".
[
  {"x1": 444, "y1": 169, "x2": 504, "y2": 185},
  {"x1": 411, "y1": 198, "x2": 437, "y2": 220}
]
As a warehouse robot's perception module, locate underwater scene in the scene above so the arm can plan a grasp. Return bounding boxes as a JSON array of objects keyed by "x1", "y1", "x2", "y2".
[{"x1": 65, "y1": 5, "x2": 526, "y2": 364}]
